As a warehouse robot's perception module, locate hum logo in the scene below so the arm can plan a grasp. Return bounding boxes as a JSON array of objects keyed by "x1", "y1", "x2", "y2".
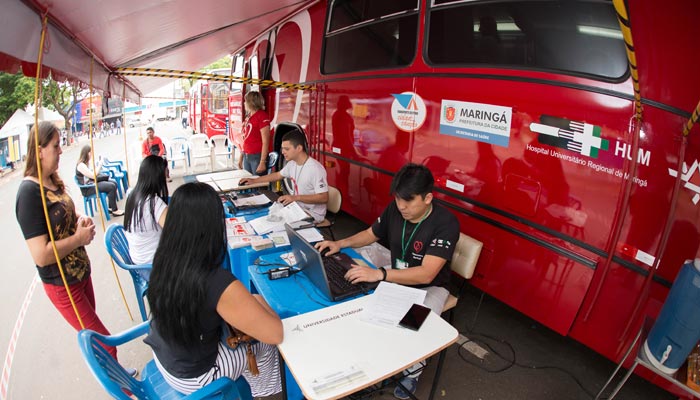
[{"x1": 614, "y1": 141, "x2": 651, "y2": 167}]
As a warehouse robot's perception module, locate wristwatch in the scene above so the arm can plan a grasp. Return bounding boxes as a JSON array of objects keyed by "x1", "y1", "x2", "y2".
[{"x1": 379, "y1": 267, "x2": 387, "y2": 281}]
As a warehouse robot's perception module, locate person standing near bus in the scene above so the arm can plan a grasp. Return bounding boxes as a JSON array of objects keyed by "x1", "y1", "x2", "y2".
[
  {"x1": 238, "y1": 91, "x2": 270, "y2": 175},
  {"x1": 181, "y1": 109, "x2": 189, "y2": 129},
  {"x1": 15, "y1": 121, "x2": 123, "y2": 364}
]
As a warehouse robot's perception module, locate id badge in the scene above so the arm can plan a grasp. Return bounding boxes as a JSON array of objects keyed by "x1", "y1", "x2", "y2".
[{"x1": 395, "y1": 259, "x2": 408, "y2": 270}]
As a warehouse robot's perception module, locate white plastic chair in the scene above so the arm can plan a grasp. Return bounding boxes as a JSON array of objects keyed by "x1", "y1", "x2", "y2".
[
  {"x1": 167, "y1": 136, "x2": 190, "y2": 173},
  {"x1": 316, "y1": 186, "x2": 342, "y2": 240},
  {"x1": 210, "y1": 134, "x2": 233, "y2": 170},
  {"x1": 189, "y1": 133, "x2": 212, "y2": 171}
]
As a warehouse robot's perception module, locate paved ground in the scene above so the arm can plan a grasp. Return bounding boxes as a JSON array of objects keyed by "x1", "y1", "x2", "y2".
[{"x1": 0, "y1": 121, "x2": 675, "y2": 399}]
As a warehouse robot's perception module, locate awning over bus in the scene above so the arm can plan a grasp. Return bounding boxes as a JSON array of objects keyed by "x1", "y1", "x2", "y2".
[{"x1": 0, "y1": 0, "x2": 316, "y2": 101}]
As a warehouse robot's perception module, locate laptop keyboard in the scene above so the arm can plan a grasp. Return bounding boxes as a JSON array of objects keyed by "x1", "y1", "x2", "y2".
[{"x1": 323, "y1": 255, "x2": 357, "y2": 292}]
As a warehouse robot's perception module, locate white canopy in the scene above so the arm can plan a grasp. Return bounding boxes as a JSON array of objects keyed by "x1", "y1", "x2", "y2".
[{"x1": 0, "y1": 0, "x2": 316, "y2": 101}]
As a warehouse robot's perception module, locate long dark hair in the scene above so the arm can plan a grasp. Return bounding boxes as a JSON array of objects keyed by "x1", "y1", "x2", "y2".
[
  {"x1": 148, "y1": 182, "x2": 226, "y2": 346},
  {"x1": 24, "y1": 121, "x2": 64, "y2": 191},
  {"x1": 124, "y1": 155, "x2": 169, "y2": 232}
]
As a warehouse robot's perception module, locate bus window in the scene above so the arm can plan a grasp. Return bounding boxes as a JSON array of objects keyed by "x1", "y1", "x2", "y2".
[
  {"x1": 249, "y1": 54, "x2": 260, "y2": 92},
  {"x1": 209, "y1": 81, "x2": 229, "y2": 114},
  {"x1": 425, "y1": 0, "x2": 628, "y2": 80},
  {"x1": 322, "y1": 0, "x2": 419, "y2": 74},
  {"x1": 231, "y1": 52, "x2": 244, "y2": 93}
]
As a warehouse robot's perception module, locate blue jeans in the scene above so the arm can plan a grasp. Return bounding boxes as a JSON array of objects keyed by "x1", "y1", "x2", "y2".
[{"x1": 242, "y1": 153, "x2": 267, "y2": 176}]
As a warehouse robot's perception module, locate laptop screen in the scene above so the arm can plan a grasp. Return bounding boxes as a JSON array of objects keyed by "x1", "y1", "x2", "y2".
[{"x1": 285, "y1": 224, "x2": 333, "y2": 299}]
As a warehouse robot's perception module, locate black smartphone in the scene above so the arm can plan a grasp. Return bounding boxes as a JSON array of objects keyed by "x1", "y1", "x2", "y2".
[{"x1": 398, "y1": 303, "x2": 431, "y2": 331}]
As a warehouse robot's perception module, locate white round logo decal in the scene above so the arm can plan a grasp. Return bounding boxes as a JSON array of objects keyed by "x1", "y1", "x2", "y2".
[{"x1": 391, "y1": 92, "x2": 427, "y2": 132}]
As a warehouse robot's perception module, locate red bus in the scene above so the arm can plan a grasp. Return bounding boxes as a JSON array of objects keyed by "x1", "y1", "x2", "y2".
[
  {"x1": 227, "y1": 0, "x2": 700, "y2": 395},
  {"x1": 189, "y1": 68, "x2": 231, "y2": 138}
]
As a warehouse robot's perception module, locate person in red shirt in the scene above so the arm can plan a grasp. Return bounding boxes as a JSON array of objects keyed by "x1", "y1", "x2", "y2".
[
  {"x1": 142, "y1": 126, "x2": 172, "y2": 182},
  {"x1": 238, "y1": 91, "x2": 270, "y2": 175}
]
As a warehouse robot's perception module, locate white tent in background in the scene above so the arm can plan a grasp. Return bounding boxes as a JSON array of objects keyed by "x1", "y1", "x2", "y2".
[
  {"x1": 0, "y1": 109, "x2": 35, "y2": 162},
  {"x1": 26, "y1": 104, "x2": 66, "y2": 128}
]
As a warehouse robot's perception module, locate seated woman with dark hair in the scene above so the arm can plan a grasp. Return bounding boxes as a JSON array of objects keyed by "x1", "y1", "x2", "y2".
[
  {"x1": 75, "y1": 145, "x2": 123, "y2": 216},
  {"x1": 145, "y1": 182, "x2": 282, "y2": 396},
  {"x1": 123, "y1": 155, "x2": 169, "y2": 265}
]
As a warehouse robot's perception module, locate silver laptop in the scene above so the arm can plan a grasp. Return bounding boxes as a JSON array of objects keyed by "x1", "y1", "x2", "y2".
[{"x1": 285, "y1": 224, "x2": 377, "y2": 301}]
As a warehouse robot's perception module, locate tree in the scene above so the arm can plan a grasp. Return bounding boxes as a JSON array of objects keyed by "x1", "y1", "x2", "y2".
[
  {"x1": 0, "y1": 73, "x2": 35, "y2": 126},
  {"x1": 181, "y1": 55, "x2": 233, "y2": 93},
  {"x1": 42, "y1": 79, "x2": 87, "y2": 145}
]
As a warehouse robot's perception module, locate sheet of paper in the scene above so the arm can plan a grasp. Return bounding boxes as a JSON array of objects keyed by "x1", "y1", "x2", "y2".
[
  {"x1": 279, "y1": 251, "x2": 297, "y2": 266},
  {"x1": 196, "y1": 170, "x2": 252, "y2": 182},
  {"x1": 282, "y1": 201, "x2": 313, "y2": 223},
  {"x1": 227, "y1": 235, "x2": 261, "y2": 249},
  {"x1": 297, "y1": 227, "x2": 324, "y2": 243},
  {"x1": 249, "y1": 214, "x2": 286, "y2": 235},
  {"x1": 233, "y1": 194, "x2": 271, "y2": 207},
  {"x1": 268, "y1": 230, "x2": 290, "y2": 247},
  {"x1": 310, "y1": 365, "x2": 368, "y2": 397},
  {"x1": 360, "y1": 282, "x2": 427, "y2": 328}
]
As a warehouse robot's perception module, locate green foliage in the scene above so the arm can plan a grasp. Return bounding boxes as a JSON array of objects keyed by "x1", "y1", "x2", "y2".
[
  {"x1": 0, "y1": 73, "x2": 35, "y2": 126},
  {"x1": 201, "y1": 55, "x2": 232, "y2": 73},
  {"x1": 182, "y1": 55, "x2": 233, "y2": 89},
  {"x1": 0, "y1": 72, "x2": 82, "y2": 128}
]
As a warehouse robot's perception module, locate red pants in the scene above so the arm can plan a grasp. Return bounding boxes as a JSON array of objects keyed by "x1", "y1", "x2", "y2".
[{"x1": 43, "y1": 278, "x2": 117, "y2": 360}]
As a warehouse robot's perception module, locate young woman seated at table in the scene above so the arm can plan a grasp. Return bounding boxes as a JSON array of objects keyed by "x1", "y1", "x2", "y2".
[
  {"x1": 123, "y1": 155, "x2": 169, "y2": 265},
  {"x1": 145, "y1": 182, "x2": 282, "y2": 396}
]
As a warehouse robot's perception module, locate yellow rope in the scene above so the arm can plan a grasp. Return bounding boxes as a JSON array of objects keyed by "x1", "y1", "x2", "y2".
[
  {"x1": 682, "y1": 100, "x2": 700, "y2": 137},
  {"x1": 613, "y1": 0, "x2": 642, "y2": 121},
  {"x1": 33, "y1": 13, "x2": 84, "y2": 329},
  {"x1": 121, "y1": 85, "x2": 130, "y2": 178},
  {"x1": 115, "y1": 67, "x2": 314, "y2": 90},
  {"x1": 88, "y1": 60, "x2": 135, "y2": 322}
]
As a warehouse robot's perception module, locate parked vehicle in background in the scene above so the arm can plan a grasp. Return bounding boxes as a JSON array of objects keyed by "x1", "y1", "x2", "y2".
[
  {"x1": 127, "y1": 117, "x2": 145, "y2": 128},
  {"x1": 189, "y1": 68, "x2": 230, "y2": 137}
]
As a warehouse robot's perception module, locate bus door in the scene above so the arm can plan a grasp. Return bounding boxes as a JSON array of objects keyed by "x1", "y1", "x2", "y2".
[
  {"x1": 200, "y1": 83, "x2": 209, "y2": 135},
  {"x1": 228, "y1": 53, "x2": 245, "y2": 147}
]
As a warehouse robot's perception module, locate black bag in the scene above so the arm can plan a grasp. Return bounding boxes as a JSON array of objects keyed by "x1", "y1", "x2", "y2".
[{"x1": 96, "y1": 173, "x2": 110, "y2": 182}]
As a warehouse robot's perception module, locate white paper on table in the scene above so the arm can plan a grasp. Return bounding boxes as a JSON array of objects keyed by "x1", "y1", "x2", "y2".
[
  {"x1": 268, "y1": 230, "x2": 290, "y2": 247},
  {"x1": 279, "y1": 251, "x2": 296, "y2": 266},
  {"x1": 233, "y1": 194, "x2": 271, "y2": 207},
  {"x1": 282, "y1": 201, "x2": 314, "y2": 223},
  {"x1": 297, "y1": 227, "x2": 324, "y2": 243},
  {"x1": 249, "y1": 215, "x2": 286, "y2": 235},
  {"x1": 360, "y1": 282, "x2": 427, "y2": 328}
]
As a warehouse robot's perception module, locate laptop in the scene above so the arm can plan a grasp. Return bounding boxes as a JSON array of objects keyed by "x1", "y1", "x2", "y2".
[{"x1": 285, "y1": 224, "x2": 378, "y2": 301}]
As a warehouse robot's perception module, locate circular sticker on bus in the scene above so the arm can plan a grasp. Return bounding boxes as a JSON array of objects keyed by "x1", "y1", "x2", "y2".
[{"x1": 391, "y1": 92, "x2": 427, "y2": 132}]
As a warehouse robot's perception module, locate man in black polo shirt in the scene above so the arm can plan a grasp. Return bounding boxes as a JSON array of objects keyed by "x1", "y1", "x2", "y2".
[{"x1": 316, "y1": 163, "x2": 460, "y2": 399}]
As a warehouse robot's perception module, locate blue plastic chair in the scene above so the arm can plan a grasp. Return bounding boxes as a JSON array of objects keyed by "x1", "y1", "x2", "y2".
[
  {"x1": 104, "y1": 224, "x2": 151, "y2": 321},
  {"x1": 105, "y1": 166, "x2": 128, "y2": 199},
  {"x1": 74, "y1": 176, "x2": 111, "y2": 221},
  {"x1": 78, "y1": 321, "x2": 253, "y2": 400}
]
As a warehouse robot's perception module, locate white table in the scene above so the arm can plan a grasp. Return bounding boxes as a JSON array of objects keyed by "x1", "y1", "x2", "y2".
[
  {"x1": 196, "y1": 170, "x2": 269, "y2": 191},
  {"x1": 277, "y1": 296, "x2": 458, "y2": 400}
]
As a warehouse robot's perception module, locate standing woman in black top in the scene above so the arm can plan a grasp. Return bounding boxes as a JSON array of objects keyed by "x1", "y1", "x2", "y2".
[{"x1": 15, "y1": 121, "x2": 118, "y2": 360}]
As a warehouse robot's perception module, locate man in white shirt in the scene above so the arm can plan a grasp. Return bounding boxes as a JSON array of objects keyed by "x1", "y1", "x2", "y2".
[
  {"x1": 181, "y1": 109, "x2": 189, "y2": 129},
  {"x1": 239, "y1": 129, "x2": 328, "y2": 222}
]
